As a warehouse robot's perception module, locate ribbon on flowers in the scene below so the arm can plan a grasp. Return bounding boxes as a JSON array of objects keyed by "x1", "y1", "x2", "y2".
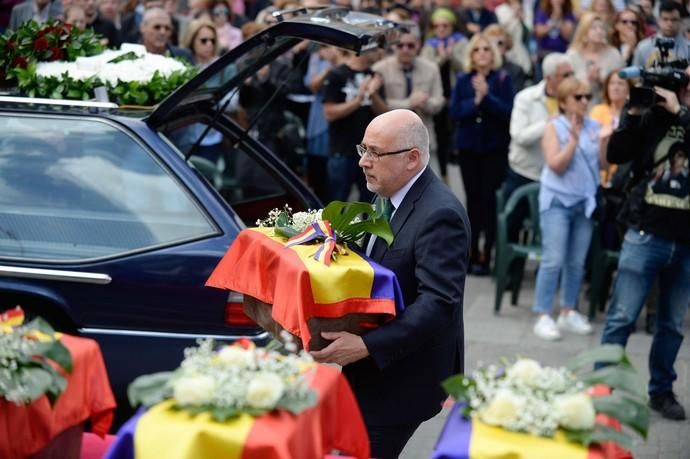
[
  {"x1": 0, "y1": 307, "x2": 25, "y2": 330},
  {"x1": 285, "y1": 220, "x2": 341, "y2": 266},
  {"x1": 0, "y1": 306, "x2": 61, "y2": 341}
]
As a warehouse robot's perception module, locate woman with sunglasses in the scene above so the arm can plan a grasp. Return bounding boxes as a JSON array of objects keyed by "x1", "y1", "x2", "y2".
[
  {"x1": 566, "y1": 12, "x2": 624, "y2": 104},
  {"x1": 449, "y1": 32, "x2": 513, "y2": 275},
  {"x1": 210, "y1": 0, "x2": 243, "y2": 52},
  {"x1": 610, "y1": 7, "x2": 646, "y2": 65},
  {"x1": 532, "y1": 77, "x2": 605, "y2": 341},
  {"x1": 183, "y1": 18, "x2": 219, "y2": 68}
]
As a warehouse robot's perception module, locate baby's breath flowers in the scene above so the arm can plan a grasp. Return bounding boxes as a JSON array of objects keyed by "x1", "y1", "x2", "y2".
[
  {"x1": 256, "y1": 205, "x2": 323, "y2": 233},
  {"x1": 443, "y1": 346, "x2": 651, "y2": 451},
  {"x1": 128, "y1": 337, "x2": 318, "y2": 421},
  {"x1": 0, "y1": 312, "x2": 72, "y2": 406}
]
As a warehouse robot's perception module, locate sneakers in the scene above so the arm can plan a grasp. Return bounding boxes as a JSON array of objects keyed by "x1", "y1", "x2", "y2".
[
  {"x1": 650, "y1": 392, "x2": 687, "y2": 420},
  {"x1": 557, "y1": 309, "x2": 593, "y2": 335},
  {"x1": 533, "y1": 315, "x2": 561, "y2": 341}
]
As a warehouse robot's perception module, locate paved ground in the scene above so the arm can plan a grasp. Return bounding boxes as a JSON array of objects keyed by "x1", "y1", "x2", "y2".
[{"x1": 400, "y1": 269, "x2": 690, "y2": 459}]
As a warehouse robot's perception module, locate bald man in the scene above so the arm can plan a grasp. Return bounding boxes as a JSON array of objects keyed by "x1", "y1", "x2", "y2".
[{"x1": 311, "y1": 110, "x2": 470, "y2": 458}]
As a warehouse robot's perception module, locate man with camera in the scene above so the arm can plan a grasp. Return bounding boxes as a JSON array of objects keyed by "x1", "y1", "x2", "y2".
[
  {"x1": 600, "y1": 66, "x2": 690, "y2": 421},
  {"x1": 633, "y1": 1, "x2": 690, "y2": 68}
]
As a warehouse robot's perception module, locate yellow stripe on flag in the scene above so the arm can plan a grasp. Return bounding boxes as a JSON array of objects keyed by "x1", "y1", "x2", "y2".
[
  {"x1": 253, "y1": 227, "x2": 375, "y2": 304},
  {"x1": 469, "y1": 417, "x2": 589, "y2": 459},
  {"x1": 135, "y1": 400, "x2": 255, "y2": 459}
]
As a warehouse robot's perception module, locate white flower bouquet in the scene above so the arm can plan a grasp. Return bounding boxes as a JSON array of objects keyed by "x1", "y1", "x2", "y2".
[
  {"x1": 0, "y1": 308, "x2": 72, "y2": 405},
  {"x1": 256, "y1": 200, "x2": 394, "y2": 261},
  {"x1": 13, "y1": 44, "x2": 197, "y2": 106},
  {"x1": 443, "y1": 345, "x2": 649, "y2": 451},
  {"x1": 127, "y1": 337, "x2": 318, "y2": 421}
]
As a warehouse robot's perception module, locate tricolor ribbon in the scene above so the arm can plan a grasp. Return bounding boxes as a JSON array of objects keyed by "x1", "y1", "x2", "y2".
[
  {"x1": 285, "y1": 220, "x2": 343, "y2": 266},
  {"x1": 0, "y1": 306, "x2": 25, "y2": 328},
  {"x1": 0, "y1": 306, "x2": 61, "y2": 341}
]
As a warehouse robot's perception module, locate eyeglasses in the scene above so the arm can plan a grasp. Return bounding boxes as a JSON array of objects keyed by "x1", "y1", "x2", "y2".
[
  {"x1": 199, "y1": 37, "x2": 216, "y2": 45},
  {"x1": 213, "y1": 8, "x2": 229, "y2": 16},
  {"x1": 153, "y1": 24, "x2": 172, "y2": 31},
  {"x1": 396, "y1": 42, "x2": 416, "y2": 49},
  {"x1": 573, "y1": 93, "x2": 593, "y2": 101},
  {"x1": 356, "y1": 143, "x2": 413, "y2": 160},
  {"x1": 619, "y1": 18, "x2": 638, "y2": 26}
]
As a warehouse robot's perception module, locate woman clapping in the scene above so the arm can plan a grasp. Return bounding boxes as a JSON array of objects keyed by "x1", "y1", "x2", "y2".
[{"x1": 532, "y1": 78, "x2": 606, "y2": 341}]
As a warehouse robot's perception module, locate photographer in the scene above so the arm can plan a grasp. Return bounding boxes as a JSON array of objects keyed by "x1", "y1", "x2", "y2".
[{"x1": 600, "y1": 72, "x2": 690, "y2": 421}]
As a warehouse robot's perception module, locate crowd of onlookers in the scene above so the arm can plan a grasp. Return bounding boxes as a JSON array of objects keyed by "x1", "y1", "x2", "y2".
[
  {"x1": 3, "y1": 0, "x2": 689, "y2": 421},
  {"x1": 2, "y1": 0, "x2": 685, "y2": 326}
]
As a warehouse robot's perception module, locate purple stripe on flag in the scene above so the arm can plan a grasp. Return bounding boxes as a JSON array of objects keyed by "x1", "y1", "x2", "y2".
[
  {"x1": 313, "y1": 244, "x2": 325, "y2": 262},
  {"x1": 368, "y1": 257, "x2": 405, "y2": 313},
  {"x1": 430, "y1": 403, "x2": 472, "y2": 459},
  {"x1": 104, "y1": 408, "x2": 146, "y2": 459}
]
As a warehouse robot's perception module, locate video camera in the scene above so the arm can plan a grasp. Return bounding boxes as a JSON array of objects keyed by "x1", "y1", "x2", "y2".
[{"x1": 619, "y1": 37, "x2": 690, "y2": 108}]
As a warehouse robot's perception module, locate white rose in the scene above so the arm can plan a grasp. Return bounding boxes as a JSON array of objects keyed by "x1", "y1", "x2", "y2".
[
  {"x1": 173, "y1": 375, "x2": 215, "y2": 406},
  {"x1": 246, "y1": 372, "x2": 285, "y2": 410},
  {"x1": 479, "y1": 390, "x2": 523, "y2": 427},
  {"x1": 217, "y1": 346, "x2": 253, "y2": 367},
  {"x1": 554, "y1": 393, "x2": 596, "y2": 431},
  {"x1": 507, "y1": 359, "x2": 544, "y2": 387}
]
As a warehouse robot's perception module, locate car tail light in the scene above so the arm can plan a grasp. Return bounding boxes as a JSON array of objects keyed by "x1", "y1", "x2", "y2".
[{"x1": 224, "y1": 291, "x2": 257, "y2": 327}]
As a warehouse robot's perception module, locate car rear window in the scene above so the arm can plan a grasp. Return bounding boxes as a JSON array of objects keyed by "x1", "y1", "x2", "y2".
[{"x1": 0, "y1": 114, "x2": 216, "y2": 261}]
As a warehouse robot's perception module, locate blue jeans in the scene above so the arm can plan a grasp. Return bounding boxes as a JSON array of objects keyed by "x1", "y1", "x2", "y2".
[
  {"x1": 533, "y1": 200, "x2": 593, "y2": 314},
  {"x1": 600, "y1": 229, "x2": 690, "y2": 396}
]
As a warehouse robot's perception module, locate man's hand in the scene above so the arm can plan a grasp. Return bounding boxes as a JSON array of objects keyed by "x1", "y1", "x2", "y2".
[
  {"x1": 655, "y1": 86, "x2": 681, "y2": 114},
  {"x1": 409, "y1": 90, "x2": 430, "y2": 109},
  {"x1": 310, "y1": 332, "x2": 369, "y2": 366},
  {"x1": 368, "y1": 73, "x2": 383, "y2": 95}
]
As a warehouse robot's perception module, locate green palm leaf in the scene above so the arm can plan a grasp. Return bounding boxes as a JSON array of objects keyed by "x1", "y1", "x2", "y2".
[{"x1": 322, "y1": 201, "x2": 394, "y2": 246}]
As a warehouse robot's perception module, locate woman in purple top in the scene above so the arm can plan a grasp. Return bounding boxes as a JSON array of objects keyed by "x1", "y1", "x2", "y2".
[{"x1": 534, "y1": 0, "x2": 577, "y2": 57}]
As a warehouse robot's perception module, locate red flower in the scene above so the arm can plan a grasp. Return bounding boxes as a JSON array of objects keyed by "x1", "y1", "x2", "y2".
[
  {"x1": 6, "y1": 40, "x2": 16, "y2": 50},
  {"x1": 33, "y1": 37, "x2": 49, "y2": 51},
  {"x1": 63, "y1": 23, "x2": 73, "y2": 32},
  {"x1": 233, "y1": 338, "x2": 255, "y2": 350},
  {"x1": 48, "y1": 47, "x2": 64, "y2": 61},
  {"x1": 11, "y1": 56, "x2": 28, "y2": 69}
]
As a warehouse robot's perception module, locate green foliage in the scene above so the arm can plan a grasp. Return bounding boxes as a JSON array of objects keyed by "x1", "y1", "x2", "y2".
[
  {"x1": 579, "y1": 365, "x2": 648, "y2": 402},
  {"x1": 567, "y1": 345, "x2": 650, "y2": 440},
  {"x1": 277, "y1": 389, "x2": 318, "y2": 415},
  {"x1": 0, "y1": 20, "x2": 197, "y2": 105},
  {"x1": 0, "y1": 316, "x2": 73, "y2": 406},
  {"x1": 565, "y1": 425, "x2": 634, "y2": 452},
  {"x1": 592, "y1": 392, "x2": 649, "y2": 438},
  {"x1": 566, "y1": 344, "x2": 631, "y2": 371},
  {"x1": 0, "y1": 20, "x2": 103, "y2": 83},
  {"x1": 127, "y1": 371, "x2": 174, "y2": 408},
  {"x1": 443, "y1": 345, "x2": 649, "y2": 452},
  {"x1": 321, "y1": 201, "x2": 394, "y2": 246},
  {"x1": 13, "y1": 66, "x2": 198, "y2": 106},
  {"x1": 107, "y1": 51, "x2": 138, "y2": 64},
  {"x1": 442, "y1": 374, "x2": 476, "y2": 417}
]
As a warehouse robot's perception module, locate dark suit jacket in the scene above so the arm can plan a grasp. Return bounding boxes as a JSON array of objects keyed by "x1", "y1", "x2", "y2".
[{"x1": 344, "y1": 167, "x2": 470, "y2": 426}]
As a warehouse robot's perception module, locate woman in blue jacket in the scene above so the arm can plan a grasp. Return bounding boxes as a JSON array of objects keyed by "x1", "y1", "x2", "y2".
[{"x1": 450, "y1": 32, "x2": 513, "y2": 275}]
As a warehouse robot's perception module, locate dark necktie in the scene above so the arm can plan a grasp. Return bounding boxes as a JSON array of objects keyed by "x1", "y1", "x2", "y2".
[
  {"x1": 376, "y1": 196, "x2": 394, "y2": 222},
  {"x1": 403, "y1": 68, "x2": 413, "y2": 97}
]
